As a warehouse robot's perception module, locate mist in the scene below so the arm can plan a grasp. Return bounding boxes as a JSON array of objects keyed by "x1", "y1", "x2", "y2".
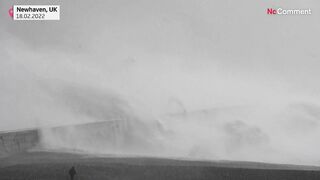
[{"x1": 1, "y1": 0, "x2": 320, "y2": 165}]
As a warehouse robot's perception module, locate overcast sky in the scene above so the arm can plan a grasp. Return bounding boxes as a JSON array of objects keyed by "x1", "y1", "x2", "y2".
[{"x1": 1, "y1": 0, "x2": 320, "y2": 165}]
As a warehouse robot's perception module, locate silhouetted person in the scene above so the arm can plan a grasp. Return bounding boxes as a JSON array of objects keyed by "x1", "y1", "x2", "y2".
[{"x1": 69, "y1": 166, "x2": 76, "y2": 180}]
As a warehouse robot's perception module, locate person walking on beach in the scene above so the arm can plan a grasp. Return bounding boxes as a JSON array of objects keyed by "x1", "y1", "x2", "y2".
[{"x1": 69, "y1": 166, "x2": 77, "y2": 180}]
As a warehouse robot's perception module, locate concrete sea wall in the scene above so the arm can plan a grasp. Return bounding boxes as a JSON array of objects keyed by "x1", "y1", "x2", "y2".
[
  {"x1": 0, "y1": 129, "x2": 39, "y2": 157},
  {"x1": 0, "y1": 119, "x2": 162, "y2": 157}
]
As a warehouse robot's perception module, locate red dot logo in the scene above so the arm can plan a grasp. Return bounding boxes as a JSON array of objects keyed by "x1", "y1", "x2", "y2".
[{"x1": 8, "y1": 7, "x2": 13, "y2": 18}]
